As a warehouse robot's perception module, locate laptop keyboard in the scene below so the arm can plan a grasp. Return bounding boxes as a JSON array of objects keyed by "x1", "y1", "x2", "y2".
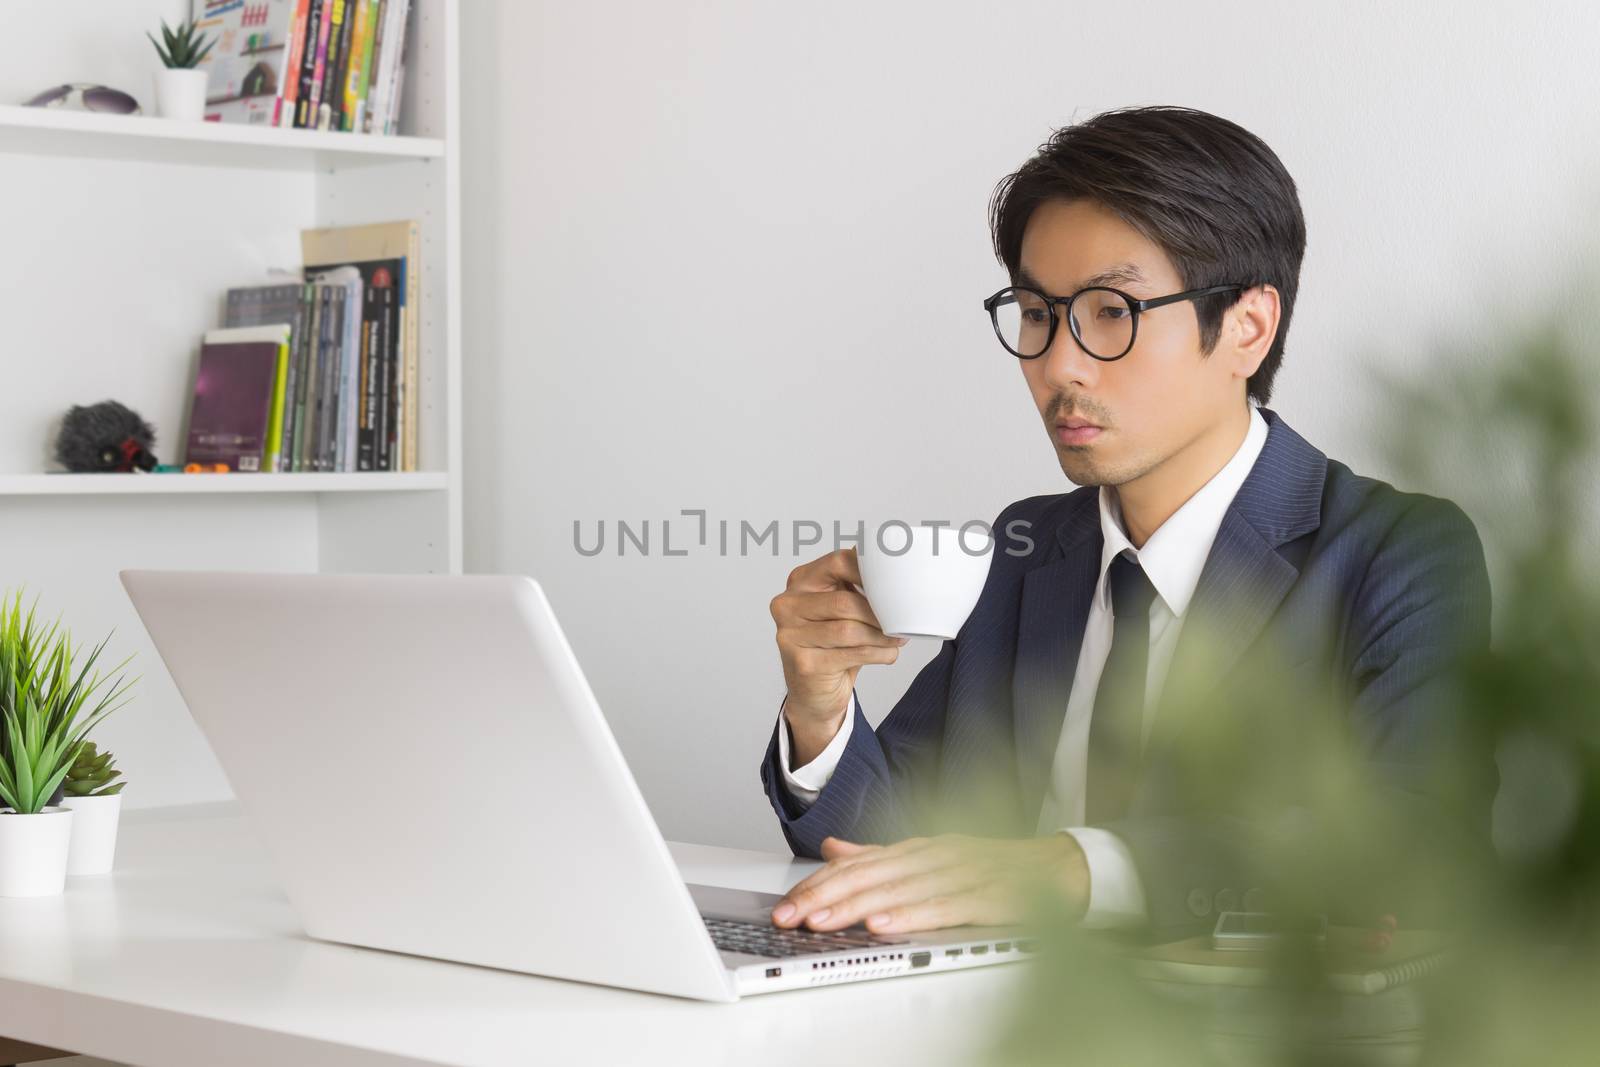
[{"x1": 704, "y1": 916, "x2": 909, "y2": 959}]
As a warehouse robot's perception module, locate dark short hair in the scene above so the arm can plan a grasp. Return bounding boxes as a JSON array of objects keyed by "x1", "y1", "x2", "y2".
[{"x1": 988, "y1": 106, "x2": 1307, "y2": 405}]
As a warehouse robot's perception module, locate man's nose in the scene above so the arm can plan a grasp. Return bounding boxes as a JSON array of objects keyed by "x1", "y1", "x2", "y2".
[{"x1": 1040, "y1": 310, "x2": 1101, "y2": 392}]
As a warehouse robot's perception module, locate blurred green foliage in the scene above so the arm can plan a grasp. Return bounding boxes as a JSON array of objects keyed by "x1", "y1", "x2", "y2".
[{"x1": 973, "y1": 310, "x2": 1600, "y2": 1064}]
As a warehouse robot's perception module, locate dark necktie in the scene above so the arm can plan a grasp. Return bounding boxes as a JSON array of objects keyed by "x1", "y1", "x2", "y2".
[{"x1": 1085, "y1": 553, "x2": 1158, "y2": 824}]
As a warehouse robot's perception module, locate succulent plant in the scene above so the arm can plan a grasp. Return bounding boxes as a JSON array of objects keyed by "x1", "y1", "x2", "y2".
[
  {"x1": 64, "y1": 740, "x2": 124, "y2": 798},
  {"x1": 147, "y1": 17, "x2": 217, "y2": 71}
]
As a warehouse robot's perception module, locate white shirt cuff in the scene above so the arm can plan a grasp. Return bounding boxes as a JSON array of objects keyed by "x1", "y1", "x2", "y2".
[
  {"x1": 775, "y1": 692, "x2": 856, "y2": 809},
  {"x1": 1063, "y1": 827, "x2": 1148, "y2": 929}
]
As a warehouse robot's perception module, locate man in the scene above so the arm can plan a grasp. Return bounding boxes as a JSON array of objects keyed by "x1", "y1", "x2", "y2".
[{"x1": 759, "y1": 106, "x2": 1494, "y2": 937}]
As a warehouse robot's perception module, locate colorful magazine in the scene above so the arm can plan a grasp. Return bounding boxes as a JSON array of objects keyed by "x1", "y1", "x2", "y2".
[{"x1": 194, "y1": 0, "x2": 302, "y2": 127}]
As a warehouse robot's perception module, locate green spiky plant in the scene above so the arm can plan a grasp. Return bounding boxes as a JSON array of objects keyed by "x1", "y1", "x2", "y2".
[
  {"x1": 0, "y1": 591, "x2": 135, "y2": 815},
  {"x1": 64, "y1": 741, "x2": 124, "y2": 799},
  {"x1": 146, "y1": 17, "x2": 216, "y2": 70}
]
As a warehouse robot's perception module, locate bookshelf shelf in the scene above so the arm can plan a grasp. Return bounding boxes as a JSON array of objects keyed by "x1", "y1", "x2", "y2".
[
  {"x1": 0, "y1": 104, "x2": 444, "y2": 171},
  {"x1": 0, "y1": 472, "x2": 450, "y2": 497}
]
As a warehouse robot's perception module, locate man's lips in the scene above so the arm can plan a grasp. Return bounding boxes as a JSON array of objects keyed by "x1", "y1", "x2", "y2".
[{"x1": 1054, "y1": 418, "x2": 1103, "y2": 445}]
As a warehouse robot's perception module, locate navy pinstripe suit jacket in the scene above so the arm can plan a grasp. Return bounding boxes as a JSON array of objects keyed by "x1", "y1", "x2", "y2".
[{"x1": 759, "y1": 408, "x2": 1495, "y2": 933}]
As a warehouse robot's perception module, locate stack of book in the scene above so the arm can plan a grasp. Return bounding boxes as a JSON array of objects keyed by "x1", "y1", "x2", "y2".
[
  {"x1": 185, "y1": 220, "x2": 421, "y2": 473},
  {"x1": 195, "y1": 0, "x2": 413, "y2": 134}
]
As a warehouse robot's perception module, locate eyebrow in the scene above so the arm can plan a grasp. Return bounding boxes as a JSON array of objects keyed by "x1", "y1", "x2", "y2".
[{"x1": 1014, "y1": 262, "x2": 1150, "y2": 294}]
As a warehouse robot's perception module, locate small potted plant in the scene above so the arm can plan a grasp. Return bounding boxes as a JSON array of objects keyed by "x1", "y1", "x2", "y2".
[
  {"x1": 0, "y1": 592, "x2": 134, "y2": 897},
  {"x1": 147, "y1": 16, "x2": 216, "y2": 121},
  {"x1": 61, "y1": 741, "x2": 126, "y2": 876}
]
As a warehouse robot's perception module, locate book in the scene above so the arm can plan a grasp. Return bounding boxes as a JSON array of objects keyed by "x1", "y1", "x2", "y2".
[
  {"x1": 302, "y1": 0, "x2": 335, "y2": 128},
  {"x1": 358, "y1": 0, "x2": 387, "y2": 133},
  {"x1": 376, "y1": 0, "x2": 411, "y2": 135},
  {"x1": 385, "y1": 17, "x2": 409, "y2": 135},
  {"x1": 367, "y1": 261, "x2": 400, "y2": 470},
  {"x1": 344, "y1": 280, "x2": 362, "y2": 469},
  {"x1": 317, "y1": 266, "x2": 364, "y2": 470},
  {"x1": 262, "y1": 330, "x2": 291, "y2": 471},
  {"x1": 301, "y1": 220, "x2": 419, "y2": 470},
  {"x1": 293, "y1": 0, "x2": 325, "y2": 128},
  {"x1": 315, "y1": 280, "x2": 349, "y2": 470},
  {"x1": 320, "y1": 0, "x2": 355, "y2": 131},
  {"x1": 366, "y1": 281, "x2": 395, "y2": 470},
  {"x1": 295, "y1": 283, "x2": 323, "y2": 470},
  {"x1": 276, "y1": 0, "x2": 310, "y2": 126},
  {"x1": 222, "y1": 281, "x2": 306, "y2": 468},
  {"x1": 194, "y1": 0, "x2": 302, "y2": 127},
  {"x1": 304, "y1": 281, "x2": 332, "y2": 470},
  {"x1": 368, "y1": 0, "x2": 397, "y2": 133},
  {"x1": 342, "y1": 0, "x2": 377, "y2": 132},
  {"x1": 185, "y1": 325, "x2": 291, "y2": 472},
  {"x1": 351, "y1": 0, "x2": 408, "y2": 134},
  {"x1": 293, "y1": 282, "x2": 317, "y2": 469},
  {"x1": 1129, "y1": 927, "x2": 1455, "y2": 996}
]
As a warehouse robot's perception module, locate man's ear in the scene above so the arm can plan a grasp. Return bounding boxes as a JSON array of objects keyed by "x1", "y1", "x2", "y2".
[{"x1": 1229, "y1": 283, "x2": 1282, "y2": 380}]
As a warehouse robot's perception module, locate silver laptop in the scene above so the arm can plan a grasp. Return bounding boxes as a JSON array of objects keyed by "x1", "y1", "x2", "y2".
[{"x1": 119, "y1": 571, "x2": 1029, "y2": 1001}]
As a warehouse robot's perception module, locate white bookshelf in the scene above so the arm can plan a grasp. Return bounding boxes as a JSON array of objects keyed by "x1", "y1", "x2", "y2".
[{"x1": 0, "y1": 0, "x2": 463, "y2": 810}]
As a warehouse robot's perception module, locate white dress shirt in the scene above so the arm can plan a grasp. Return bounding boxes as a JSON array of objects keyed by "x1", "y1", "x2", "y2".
[{"x1": 777, "y1": 405, "x2": 1271, "y2": 928}]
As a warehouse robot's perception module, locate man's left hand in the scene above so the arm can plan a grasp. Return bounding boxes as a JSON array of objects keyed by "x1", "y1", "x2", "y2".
[{"x1": 770, "y1": 833, "x2": 1089, "y2": 934}]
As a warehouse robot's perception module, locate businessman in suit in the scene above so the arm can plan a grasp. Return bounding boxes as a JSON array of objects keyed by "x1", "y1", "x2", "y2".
[{"x1": 760, "y1": 106, "x2": 1493, "y2": 936}]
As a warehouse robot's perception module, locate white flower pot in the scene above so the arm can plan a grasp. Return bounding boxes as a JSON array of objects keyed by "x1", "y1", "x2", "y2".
[
  {"x1": 61, "y1": 793, "x2": 122, "y2": 876},
  {"x1": 0, "y1": 807, "x2": 74, "y2": 897},
  {"x1": 153, "y1": 67, "x2": 209, "y2": 121}
]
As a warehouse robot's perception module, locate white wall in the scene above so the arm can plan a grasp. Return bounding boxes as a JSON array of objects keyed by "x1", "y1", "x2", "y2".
[{"x1": 458, "y1": 0, "x2": 1600, "y2": 852}]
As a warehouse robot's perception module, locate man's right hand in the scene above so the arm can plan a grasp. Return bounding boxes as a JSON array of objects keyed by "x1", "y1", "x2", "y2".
[{"x1": 770, "y1": 548, "x2": 907, "y2": 767}]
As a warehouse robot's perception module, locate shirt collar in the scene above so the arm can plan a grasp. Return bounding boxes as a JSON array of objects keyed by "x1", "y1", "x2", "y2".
[{"x1": 1095, "y1": 405, "x2": 1271, "y2": 618}]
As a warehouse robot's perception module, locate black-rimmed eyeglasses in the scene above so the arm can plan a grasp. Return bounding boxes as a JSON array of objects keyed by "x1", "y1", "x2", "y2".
[{"x1": 982, "y1": 283, "x2": 1245, "y2": 361}]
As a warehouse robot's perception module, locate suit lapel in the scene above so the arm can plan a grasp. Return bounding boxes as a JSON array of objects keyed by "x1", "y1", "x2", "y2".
[
  {"x1": 1012, "y1": 493, "x2": 1101, "y2": 819},
  {"x1": 1148, "y1": 410, "x2": 1328, "y2": 752},
  {"x1": 1148, "y1": 510, "x2": 1298, "y2": 748}
]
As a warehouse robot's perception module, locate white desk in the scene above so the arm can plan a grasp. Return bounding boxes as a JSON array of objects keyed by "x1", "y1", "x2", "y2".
[{"x1": 0, "y1": 805, "x2": 1023, "y2": 1067}]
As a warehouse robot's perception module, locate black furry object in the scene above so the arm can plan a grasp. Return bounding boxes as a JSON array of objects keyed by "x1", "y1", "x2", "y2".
[{"x1": 54, "y1": 400, "x2": 159, "y2": 473}]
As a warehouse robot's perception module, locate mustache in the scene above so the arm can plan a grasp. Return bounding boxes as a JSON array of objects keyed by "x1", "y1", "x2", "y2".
[{"x1": 1046, "y1": 395, "x2": 1112, "y2": 426}]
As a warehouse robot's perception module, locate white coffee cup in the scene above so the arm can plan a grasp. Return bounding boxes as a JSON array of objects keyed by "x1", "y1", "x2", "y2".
[{"x1": 857, "y1": 522, "x2": 994, "y2": 640}]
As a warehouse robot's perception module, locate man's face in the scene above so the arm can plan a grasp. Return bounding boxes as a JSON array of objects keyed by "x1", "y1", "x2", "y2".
[{"x1": 1015, "y1": 197, "x2": 1248, "y2": 489}]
